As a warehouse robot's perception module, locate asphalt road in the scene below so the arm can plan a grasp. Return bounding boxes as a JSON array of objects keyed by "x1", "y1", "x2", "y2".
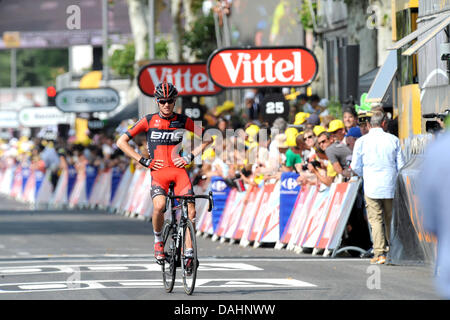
[{"x1": 0, "y1": 195, "x2": 440, "y2": 302}]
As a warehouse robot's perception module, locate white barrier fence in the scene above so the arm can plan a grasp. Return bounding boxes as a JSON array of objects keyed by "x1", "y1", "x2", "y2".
[{"x1": 0, "y1": 164, "x2": 364, "y2": 257}]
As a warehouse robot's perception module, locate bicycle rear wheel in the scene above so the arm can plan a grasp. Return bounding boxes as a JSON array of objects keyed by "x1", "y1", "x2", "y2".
[
  {"x1": 181, "y1": 219, "x2": 198, "y2": 295},
  {"x1": 161, "y1": 220, "x2": 176, "y2": 293}
]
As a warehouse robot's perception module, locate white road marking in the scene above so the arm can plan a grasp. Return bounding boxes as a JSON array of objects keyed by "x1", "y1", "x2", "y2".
[
  {"x1": 0, "y1": 268, "x2": 42, "y2": 273},
  {"x1": 87, "y1": 266, "x2": 129, "y2": 271},
  {"x1": 0, "y1": 278, "x2": 316, "y2": 293},
  {"x1": 19, "y1": 284, "x2": 68, "y2": 290},
  {"x1": 0, "y1": 263, "x2": 262, "y2": 276}
]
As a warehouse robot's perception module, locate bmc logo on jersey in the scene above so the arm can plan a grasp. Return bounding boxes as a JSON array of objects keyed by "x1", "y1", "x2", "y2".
[
  {"x1": 150, "y1": 131, "x2": 184, "y2": 141},
  {"x1": 207, "y1": 46, "x2": 318, "y2": 89},
  {"x1": 138, "y1": 62, "x2": 222, "y2": 97}
]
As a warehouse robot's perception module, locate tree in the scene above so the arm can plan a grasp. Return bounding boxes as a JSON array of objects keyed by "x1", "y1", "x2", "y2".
[
  {"x1": 0, "y1": 48, "x2": 68, "y2": 87},
  {"x1": 109, "y1": 39, "x2": 168, "y2": 79},
  {"x1": 182, "y1": 12, "x2": 217, "y2": 61}
]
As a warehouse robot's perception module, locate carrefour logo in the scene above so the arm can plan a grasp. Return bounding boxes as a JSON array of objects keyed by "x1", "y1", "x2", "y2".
[
  {"x1": 281, "y1": 177, "x2": 298, "y2": 191},
  {"x1": 212, "y1": 180, "x2": 228, "y2": 192}
]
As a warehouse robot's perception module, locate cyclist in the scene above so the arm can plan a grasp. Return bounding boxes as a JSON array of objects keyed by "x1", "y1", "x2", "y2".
[{"x1": 116, "y1": 81, "x2": 213, "y2": 263}]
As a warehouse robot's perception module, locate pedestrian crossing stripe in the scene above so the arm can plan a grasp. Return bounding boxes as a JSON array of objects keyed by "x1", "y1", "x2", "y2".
[
  {"x1": 0, "y1": 278, "x2": 316, "y2": 293},
  {"x1": 0, "y1": 263, "x2": 263, "y2": 276}
]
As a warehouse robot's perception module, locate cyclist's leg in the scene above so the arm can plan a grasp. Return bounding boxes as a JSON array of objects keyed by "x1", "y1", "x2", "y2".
[
  {"x1": 151, "y1": 170, "x2": 170, "y2": 260},
  {"x1": 174, "y1": 168, "x2": 195, "y2": 250}
]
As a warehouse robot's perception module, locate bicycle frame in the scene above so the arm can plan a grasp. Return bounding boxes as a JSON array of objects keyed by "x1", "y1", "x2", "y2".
[{"x1": 161, "y1": 182, "x2": 213, "y2": 294}]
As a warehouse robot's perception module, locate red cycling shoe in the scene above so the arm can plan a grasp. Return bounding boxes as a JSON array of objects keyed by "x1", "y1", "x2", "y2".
[{"x1": 154, "y1": 241, "x2": 165, "y2": 262}]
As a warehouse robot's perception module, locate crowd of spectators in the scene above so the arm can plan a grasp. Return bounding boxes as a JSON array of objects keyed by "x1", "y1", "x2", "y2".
[
  {"x1": 193, "y1": 90, "x2": 396, "y2": 195},
  {"x1": 0, "y1": 90, "x2": 397, "y2": 196}
]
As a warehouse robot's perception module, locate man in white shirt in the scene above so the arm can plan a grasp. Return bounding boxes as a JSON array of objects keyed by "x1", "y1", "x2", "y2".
[{"x1": 351, "y1": 110, "x2": 405, "y2": 264}]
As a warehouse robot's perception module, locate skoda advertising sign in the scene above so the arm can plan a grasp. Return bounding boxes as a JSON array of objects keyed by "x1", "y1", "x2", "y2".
[
  {"x1": 138, "y1": 62, "x2": 222, "y2": 97},
  {"x1": 0, "y1": 110, "x2": 19, "y2": 128},
  {"x1": 207, "y1": 46, "x2": 318, "y2": 89},
  {"x1": 55, "y1": 88, "x2": 120, "y2": 112},
  {"x1": 18, "y1": 107, "x2": 72, "y2": 127}
]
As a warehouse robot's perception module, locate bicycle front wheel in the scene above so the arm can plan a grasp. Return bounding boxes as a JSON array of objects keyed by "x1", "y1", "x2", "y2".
[
  {"x1": 181, "y1": 219, "x2": 198, "y2": 295},
  {"x1": 161, "y1": 220, "x2": 176, "y2": 293}
]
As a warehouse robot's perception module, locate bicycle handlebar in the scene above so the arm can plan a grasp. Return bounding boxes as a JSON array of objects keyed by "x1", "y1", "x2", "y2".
[{"x1": 168, "y1": 191, "x2": 214, "y2": 212}]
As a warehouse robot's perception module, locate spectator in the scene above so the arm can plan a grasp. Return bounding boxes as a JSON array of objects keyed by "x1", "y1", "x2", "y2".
[
  {"x1": 273, "y1": 133, "x2": 289, "y2": 172},
  {"x1": 284, "y1": 128, "x2": 302, "y2": 172},
  {"x1": 301, "y1": 128, "x2": 316, "y2": 161},
  {"x1": 321, "y1": 115, "x2": 336, "y2": 130},
  {"x1": 297, "y1": 94, "x2": 314, "y2": 114},
  {"x1": 343, "y1": 107, "x2": 358, "y2": 133},
  {"x1": 344, "y1": 126, "x2": 362, "y2": 151},
  {"x1": 318, "y1": 98, "x2": 330, "y2": 117},
  {"x1": 293, "y1": 112, "x2": 309, "y2": 127},
  {"x1": 351, "y1": 110, "x2": 405, "y2": 265},
  {"x1": 217, "y1": 117, "x2": 229, "y2": 137},
  {"x1": 307, "y1": 131, "x2": 336, "y2": 187},
  {"x1": 321, "y1": 128, "x2": 353, "y2": 181},
  {"x1": 244, "y1": 90, "x2": 258, "y2": 120},
  {"x1": 309, "y1": 94, "x2": 321, "y2": 114},
  {"x1": 306, "y1": 113, "x2": 320, "y2": 127},
  {"x1": 327, "y1": 119, "x2": 346, "y2": 142}
]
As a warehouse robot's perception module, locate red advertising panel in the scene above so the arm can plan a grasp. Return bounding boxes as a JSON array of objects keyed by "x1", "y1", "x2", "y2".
[
  {"x1": 138, "y1": 62, "x2": 222, "y2": 97},
  {"x1": 207, "y1": 46, "x2": 318, "y2": 89}
]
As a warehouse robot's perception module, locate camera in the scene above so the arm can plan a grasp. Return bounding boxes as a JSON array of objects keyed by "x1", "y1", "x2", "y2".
[
  {"x1": 302, "y1": 159, "x2": 321, "y2": 171},
  {"x1": 232, "y1": 171, "x2": 246, "y2": 192},
  {"x1": 423, "y1": 109, "x2": 450, "y2": 134},
  {"x1": 441, "y1": 43, "x2": 450, "y2": 61}
]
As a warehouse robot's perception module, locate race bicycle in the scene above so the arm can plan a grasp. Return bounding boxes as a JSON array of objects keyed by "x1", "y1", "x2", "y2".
[{"x1": 160, "y1": 182, "x2": 213, "y2": 295}]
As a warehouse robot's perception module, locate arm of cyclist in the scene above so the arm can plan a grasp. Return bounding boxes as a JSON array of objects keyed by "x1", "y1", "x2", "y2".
[
  {"x1": 173, "y1": 133, "x2": 214, "y2": 168},
  {"x1": 116, "y1": 134, "x2": 164, "y2": 170},
  {"x1": 173, "y1": 119, "x2": 214, "y2": 168}
]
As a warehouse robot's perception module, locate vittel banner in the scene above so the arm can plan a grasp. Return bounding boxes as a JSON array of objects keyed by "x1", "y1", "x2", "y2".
[
  {"x1": 138, "y1": 62, "x2": 222, "y2": 97},
  {"x1": 207, "y1": 46, "x2": 318, "y2": 88}
]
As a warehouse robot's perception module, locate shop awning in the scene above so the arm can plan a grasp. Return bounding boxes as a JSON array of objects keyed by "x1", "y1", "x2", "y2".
[
  {"x1": 106, "y1": 98, "x2": 138, "y2": 126},
  {"x1": 402, "y1": 14, "x2": 450, "y2": 56},
  {"x1": 366, "y1": 50, "x2": 398, "y2": 103},
  {"x1": 388, "y1": 12, "x2": 449, "y2": 51}
]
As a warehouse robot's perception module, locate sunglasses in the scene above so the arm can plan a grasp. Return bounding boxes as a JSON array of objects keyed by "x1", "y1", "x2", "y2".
[
  {"x1": 157, "y1": 98, "x2": 175, "y2": 105},
  {"x1": 318, "y1": 139, "x2": 327, "y2": 145},
  {"x1": 304, "y1": 135, "x2": 314, "y2": 141}
]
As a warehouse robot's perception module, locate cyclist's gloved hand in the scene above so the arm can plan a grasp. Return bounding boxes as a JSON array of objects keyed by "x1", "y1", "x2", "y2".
[
  {"x1": 139, "y1": 157, "x2": 164, "y2": 170},
  {"x1": 173, "y1": 153, "x2": 194, "y2": 168}
]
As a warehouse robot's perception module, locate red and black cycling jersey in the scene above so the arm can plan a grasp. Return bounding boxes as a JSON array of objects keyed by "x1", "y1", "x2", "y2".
[{"x1": 126, "y1": 112, "x2": 203, "y2": 168}]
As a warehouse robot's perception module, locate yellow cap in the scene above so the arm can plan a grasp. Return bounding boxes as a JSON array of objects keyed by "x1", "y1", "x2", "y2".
[
  {"x1": 294, "y1": 112, "x2": 310, "y2": 125},
  {"x1": 215, "y1": 100, "x2": 235, "y2": 116},
  {"x1": 245, "y1": 124, "x2": 260, "y2": 140},
  {"x1": 327, "y1": 119, "x2": 345, "y2": 133},
  {"x1": 285, "y1": 127, "x2": 299, "y2": 147},
  {"x1": 202, "y1": 148, "x2": 216, "y2": 161},
  {"x1": 313, "y1": 125, "x2": 326, "y2": 136}
]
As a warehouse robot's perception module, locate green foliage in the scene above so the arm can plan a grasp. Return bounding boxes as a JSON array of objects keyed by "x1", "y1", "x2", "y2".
[
  {"x1": 297, "y1": 0, "x2": 316, "y2": 31},
  {"x1": 182, "y1": 13, "x2": 217, "y2": 61},
  {"x1": 109, "y1": 39, "x2": 169, "y2": 79},
  {"x1": 0, "y1": 48, "x2": 68, "y2": 87},
  {"x1": 110, "y1": 43, "x2": 135, "y2": 79},
  {"x1": 327, "y1": 98, "x2": 343, "y2": 119}
]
